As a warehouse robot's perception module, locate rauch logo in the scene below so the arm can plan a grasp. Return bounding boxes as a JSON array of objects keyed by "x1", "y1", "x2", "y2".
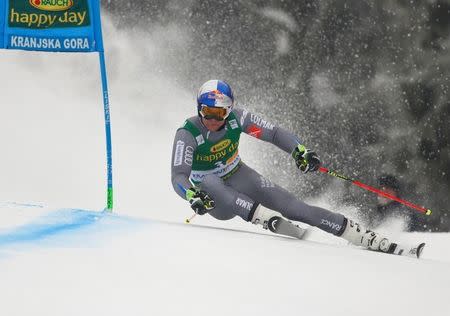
[
  {"x1": 211, "y1": 139, "x2": 231, "y2": 153},
  {"x1": 30, "y1": 0, "x2": 74, "y2": 11}
]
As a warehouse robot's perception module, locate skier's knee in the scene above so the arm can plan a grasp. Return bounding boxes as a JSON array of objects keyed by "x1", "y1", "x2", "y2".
[{"x1": 208, "y1": 209, "x2": 236, "y2": 221}]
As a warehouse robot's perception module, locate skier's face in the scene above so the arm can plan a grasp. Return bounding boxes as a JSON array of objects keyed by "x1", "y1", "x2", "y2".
[{"x1": 201, "y1": 117, "x2": 226, "y2": 131}]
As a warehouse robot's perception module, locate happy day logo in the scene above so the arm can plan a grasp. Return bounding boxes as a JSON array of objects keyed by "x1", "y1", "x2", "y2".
[{"x1": 9, "y1": 0, "x2": 89, "y2": 29}]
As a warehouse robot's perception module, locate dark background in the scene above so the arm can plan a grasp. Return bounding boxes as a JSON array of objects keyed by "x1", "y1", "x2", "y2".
[{"x1": 103, "y1": 0, "x2": 450, "y2": 231}]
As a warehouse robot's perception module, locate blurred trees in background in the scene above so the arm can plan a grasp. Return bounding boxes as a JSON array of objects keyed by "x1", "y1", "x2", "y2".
[{"x1": 104, "y1": 0, "x2": 450, "y2": 231}]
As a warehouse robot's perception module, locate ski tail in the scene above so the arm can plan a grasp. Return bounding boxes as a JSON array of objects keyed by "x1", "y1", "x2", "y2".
[{"x1": 388, "y1": 242, "x2": 426, "y2": 259}]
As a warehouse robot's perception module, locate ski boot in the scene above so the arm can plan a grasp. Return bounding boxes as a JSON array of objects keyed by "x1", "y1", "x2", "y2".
[
  {"x1": 251, "y1": 206, "x2": 306, "y2": 239},
  {"x1": 340, "y1": 218, "x2": 425, "y2": 258}
]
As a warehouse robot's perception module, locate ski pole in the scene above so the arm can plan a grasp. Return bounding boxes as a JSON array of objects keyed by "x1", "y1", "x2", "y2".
[
  {"x1": 177, "y1": 183, "x2": 214, "y2": 223},
  {"x1": 185, "y1": 212, "x2": 197, "y2": 224},
  {"x1": 177, "y1": 183, "x2": 199, "y2": 224},
  {"x1": 318, "y1": 166, "x2": 432, "y2": 216}
]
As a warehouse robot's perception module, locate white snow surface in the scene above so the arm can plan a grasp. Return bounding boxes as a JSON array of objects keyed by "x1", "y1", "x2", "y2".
[
  {"x1": 1, "y1": 205, "x2": 449, "y2": 316},
  {"x1": 1, "y1": 16, "x2": 449, "y2": 316}
]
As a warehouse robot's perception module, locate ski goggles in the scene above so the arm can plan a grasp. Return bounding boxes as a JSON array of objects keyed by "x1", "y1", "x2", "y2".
[{"x1": 199, "y1": 105, "x2": 230, "y2": 121}]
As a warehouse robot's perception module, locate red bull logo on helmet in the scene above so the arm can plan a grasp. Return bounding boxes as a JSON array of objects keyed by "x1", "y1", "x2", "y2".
[
  {"x1": 30, "y1": 0, "x2": 74, "y2": 11},
  {"x1": 207, "y1": 89, "x2": 225, "y2": 101},
  {"x1": 207, "y1": 89, "x2": 233, "y2": 108}
]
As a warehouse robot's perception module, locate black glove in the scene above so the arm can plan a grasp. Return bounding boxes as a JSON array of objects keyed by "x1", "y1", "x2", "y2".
[
  {"x1": 292, "y1": 144, "x2": 321, "y2": 173},
  {"x1": 185, "y1": 187, "x2": 215, "y2": 215}
]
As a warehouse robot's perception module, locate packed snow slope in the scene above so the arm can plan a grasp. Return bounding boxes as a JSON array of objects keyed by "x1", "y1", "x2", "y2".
[
  {"x1": 0, "y1": 205, "x2": 450, "y2": 316},
  {"x1": 1, "y1": 16, "x2": 449, "y2": 316}
]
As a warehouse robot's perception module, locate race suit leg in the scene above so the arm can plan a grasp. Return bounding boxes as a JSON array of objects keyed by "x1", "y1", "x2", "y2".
[
  {"x1": 225, "y1": 163, "x2": 346, "y2": 235},
  {"x1": 199, "y1": 172, "x2": 259, "y2": 221}
]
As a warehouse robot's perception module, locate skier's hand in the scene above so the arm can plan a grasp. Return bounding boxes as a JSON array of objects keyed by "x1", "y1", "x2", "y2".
[
  {"x1": 185, "y1": 187, "x2": 215, "y2": 215},
  {"x1": 292, "y1": 144, "x2": 321, "y2": 173}
]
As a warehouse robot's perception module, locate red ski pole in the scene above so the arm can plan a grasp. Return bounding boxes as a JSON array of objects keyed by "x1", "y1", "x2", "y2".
[{"x1": 318, "y1": 166, "x2": 432, "y2": 216}]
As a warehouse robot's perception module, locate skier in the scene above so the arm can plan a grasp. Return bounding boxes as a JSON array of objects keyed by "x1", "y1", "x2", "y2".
[{"x1": 171, "y1": 80, "x2": 424, "y2": 257}]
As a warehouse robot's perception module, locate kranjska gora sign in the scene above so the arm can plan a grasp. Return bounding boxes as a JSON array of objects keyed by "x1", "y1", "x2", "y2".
[
  {"x1": 0, "y1": 0, "x2": 112, "y2": 210},
  {"x1": 0, "y1": 0, "x2": 101, "y2": 52}
]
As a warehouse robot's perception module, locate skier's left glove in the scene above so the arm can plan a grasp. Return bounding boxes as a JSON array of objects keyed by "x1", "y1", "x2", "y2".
[
  {"x1": 292, "y1": 144, "x2": 321, "y2": 173},
  {"x1": 185, "y1": 187, "x2": 215, "y2": 215}
]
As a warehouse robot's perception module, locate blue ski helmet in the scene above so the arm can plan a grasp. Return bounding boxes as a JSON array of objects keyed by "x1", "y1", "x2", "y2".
[{"x1": 197, "y1": 80, "x2": 234, "y2": 120}]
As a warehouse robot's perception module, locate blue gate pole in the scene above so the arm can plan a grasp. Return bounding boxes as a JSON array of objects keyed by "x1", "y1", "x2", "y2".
[{"x1": 98, "y1": 51, "x2": 113, "y2": 211}]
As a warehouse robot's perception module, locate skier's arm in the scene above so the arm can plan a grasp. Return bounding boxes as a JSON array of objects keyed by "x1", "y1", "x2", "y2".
[
  {"x1": 171, "y1": 129, "x2": 216, "y2": 214},
  {"x1": 234, "y1": 108, "x2": 301, "y2": 153},
  {"x1": 171, "y1": 129, "x2": 197, "y2": 199},
  {"x1": 234, "y1": 108, "x2": 321, "y2": 172}
]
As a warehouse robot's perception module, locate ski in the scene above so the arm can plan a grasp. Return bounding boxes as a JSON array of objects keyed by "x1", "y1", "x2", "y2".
[
  {"x1": 266, "y1": 216, "x2": 308, "y2": 239},
  {"x1": 386, "y1": 242, "x2": 426, "y2": 259}
]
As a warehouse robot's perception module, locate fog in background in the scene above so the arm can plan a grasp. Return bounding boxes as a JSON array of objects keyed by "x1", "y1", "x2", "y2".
[{"x1": 104, "y1": 0, "x2": 450, "y2": 231}]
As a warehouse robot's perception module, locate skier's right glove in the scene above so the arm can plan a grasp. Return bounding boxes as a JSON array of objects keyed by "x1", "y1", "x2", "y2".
[
  {"x1": 292, "y1": 144, "x2": 321, "y2": 173},
  {"x1": 185, "y1": 187, "x2": 215, "y2": 215}
]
